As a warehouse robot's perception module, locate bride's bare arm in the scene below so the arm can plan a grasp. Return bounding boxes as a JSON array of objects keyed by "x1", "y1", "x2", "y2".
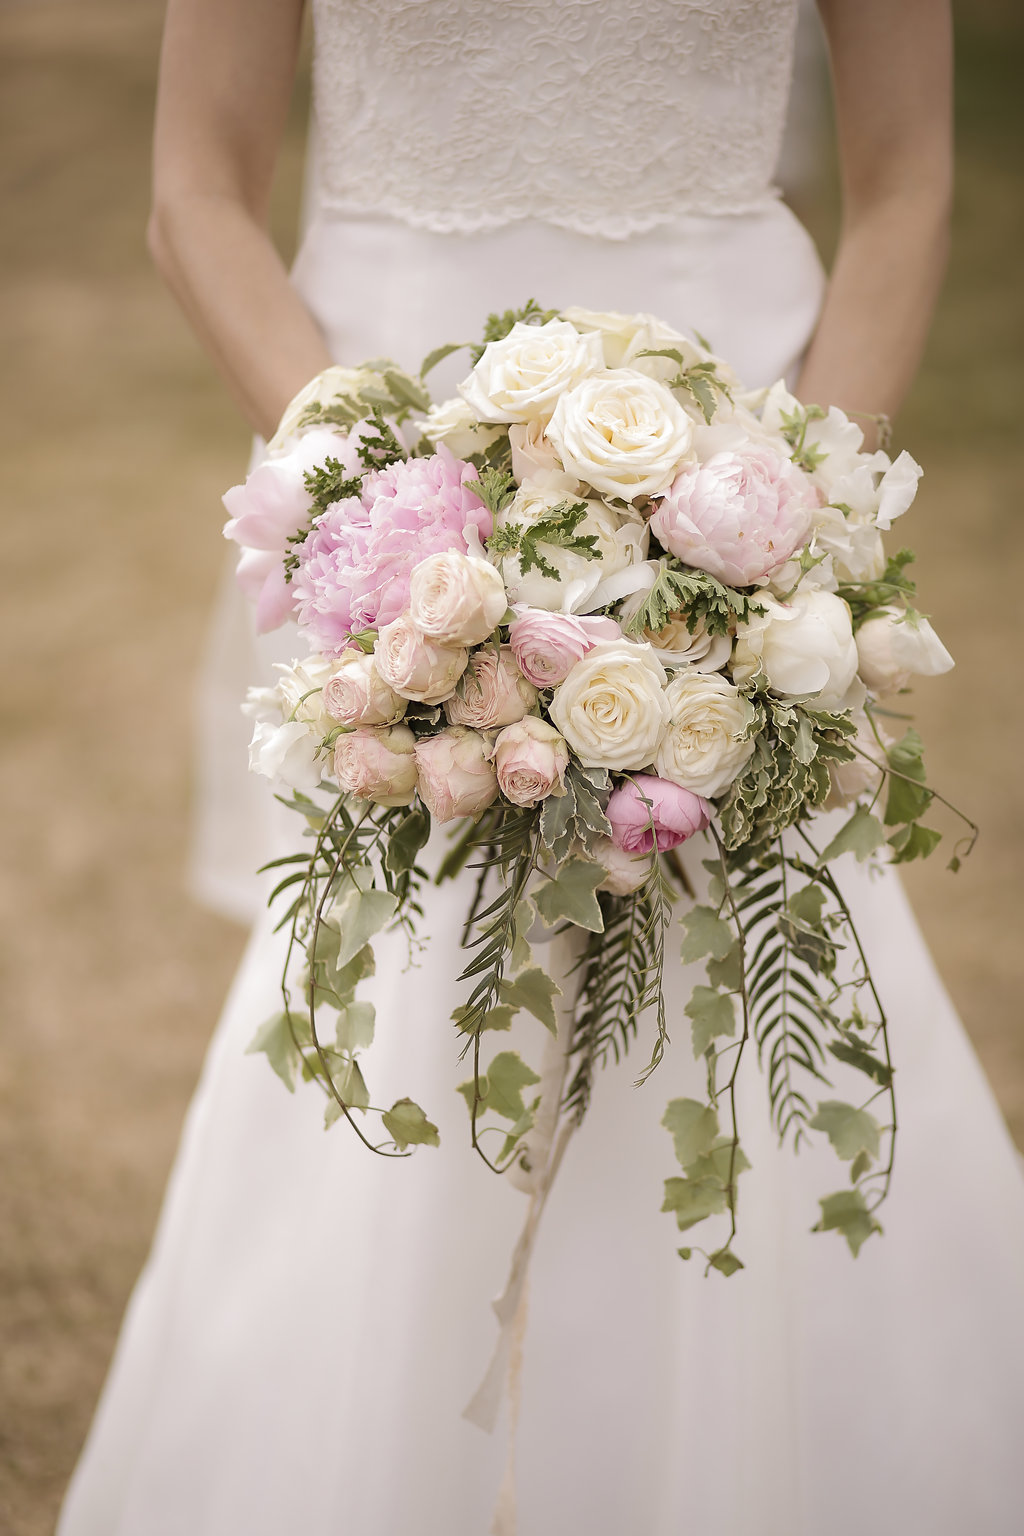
[
  {"x1": 148, "y1": 0, "x2": 332, "y2": 438},
  {"x1": 797, "y1": 0, "x2": 953, "y2": 436}
]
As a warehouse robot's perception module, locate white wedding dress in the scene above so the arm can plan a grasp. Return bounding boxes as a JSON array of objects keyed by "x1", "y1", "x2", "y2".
[{"x1": 60, "y1": 4, "x2": 1024, "y2": 1534}]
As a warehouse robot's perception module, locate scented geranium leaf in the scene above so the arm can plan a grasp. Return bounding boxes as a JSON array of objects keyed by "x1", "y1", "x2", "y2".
[
  {"x1": 324, "y1": 887, "x2": 398, "y2": 970},
  {"x1": 662, "y1": 1098, "x2": 720, "y2": 1168},
  {"x1": 685, "y1": 986, "x2": 737, "y2": 1058},
  {"x1": 385, "y1": 806, "x2": 431, "y2": 874},
  {"x1": 809, "y1": 1100, "x2": 881, "y2": 1163},
  {"x1": 828, "y1": 1037, "x2": 893, "y2": 1088},
  {"x1": 533, "y1": 857, "x2": 606, "y2": 933},
  {"x1": 479, "y1": 1051, "x2": 541, "y2": 1121},
  {"x1": 335, "y1": 1000, "x2": 376, "y2": 1054},
  {"x1": 888, "y1": 823, "x2": 942, "y2": 863},
  {"x1": 708, "y1": 1248, "x2": 745, "y2": 1277},
  {"x1": 499, "y1": 966, "x2": 562, "y2": 1034},
  {"x1": 662, "y1": 1174, "x2": 728, "y2": 1231},
  {"x1": 680, "y1": 905, "x2": 736, "y2": 964},
  {"x1": 471, "y1": 465, "x2": 517, "y2": 516},
  {"x1": 818, "y1": 805, "x2": 887, "y2": 865},
  {"x1": 382, "y1": 367, "x2": 431, "y2": 413},
  {"x1": 884, "y1": 728, "x2": 932, "y2": 826},
  {"x1": 246, "y1": 1012, "x2": 302, "y2": 1092},
  {"x1": 707, "y1": 943, "x2": 744, "y2": 993},
  {"x1": 382, "y1": 1097, "x2": 440, "y2": 1151},
  {"x1": 814, "y1": 1189, "x2": 882, "y2": 1256}
]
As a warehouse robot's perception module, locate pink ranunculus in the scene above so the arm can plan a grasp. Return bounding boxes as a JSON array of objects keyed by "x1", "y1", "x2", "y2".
[
  {"x1": 649, "y1": 446, "x2": 816, "y2": 588},
  {"x1": 507, "y1": 607, "x2": 622, "y2": 689},
  {"x1": 445, "y1": 647, "x2": 538, "y2": 730},
  {"x1": 333, "y1": 724, "x2": 419, "y2": 807},
  {"x1": 223, "y1": 427, "x2": 365, "y2": 634},
  {"x1": 293, "y1": 447, "x2": 492, "y2": 657},
  {"x1": 606, "y1": 774, "x2": 711, "y2": 855},
  {"x1": 491, "y1": 717, "x2": 569, "y2": 807},
  {"x1": 413, "y1": 726, "x2": 498, "y2": 823}
]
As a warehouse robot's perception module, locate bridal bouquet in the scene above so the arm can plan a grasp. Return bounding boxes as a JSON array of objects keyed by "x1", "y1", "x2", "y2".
[{"x1": 224, "y1": 303, "x2": 971, "y2": 1274}]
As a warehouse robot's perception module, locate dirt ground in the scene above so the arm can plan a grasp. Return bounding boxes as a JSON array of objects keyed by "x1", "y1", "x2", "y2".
[{"x1": 1, "y1": 3, "x2": 1022, "y2": 1533}]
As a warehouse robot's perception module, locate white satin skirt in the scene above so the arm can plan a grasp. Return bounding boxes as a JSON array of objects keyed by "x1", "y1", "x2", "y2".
[{"x1": 60, "y1": 202, "x2": 1024, "y2": 1536}]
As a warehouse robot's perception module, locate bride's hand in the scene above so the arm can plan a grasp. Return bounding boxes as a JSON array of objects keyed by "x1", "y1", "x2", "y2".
[
  {"x1": 796, "y1": 0, "x2": 953, "y2": 434},
  {"x1": 148, "y1": 0, "x2": 333, "y2": 438}
]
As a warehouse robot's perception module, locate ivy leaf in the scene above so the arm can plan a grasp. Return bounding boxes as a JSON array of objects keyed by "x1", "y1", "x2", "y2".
[
  {"x1": 509, "y1": 899, "x2": 535, "y2": 974},
  {"x1": 662, "y1": 1174, "x2": 728, "y2": 1231},
  {"x1": 849, "y1": 1149, "x2": 872, "y2": 1183},
  {"x1": 828, "y1": 1038, "x2": 892, "y2": 1088},
  {"x1": 809, "y1": 1100, "x2": 882, "y2": 1163},
  {"x1": 465, "y1": 1051, "x2": 541, "y2": 1121},
  {"x1": 814, "y1": 1189, "x2": 882, "y2": 1256},
  {"x1": 707, "y1": 943, "x2": 744, "y2": 992},
  {"x1": 499, "y1": 965, "x2": 562, "y2": 1033},
  {"x1": 246, "y1": 1011, "x2": 302, "y2": 1091},
  {"x1": 818, "y1": 805, "x2": 887, "y2": 865},
  {"x1": 883, "y1": 728, "x2": 932, "y2": 826},
  {"x1": 323, "y1": 1057, "x2": 371, "y2": 1124},
  {"x1": 888, "y1": 823, "x2": 943, "y2": 863},
  {"x1": 382, "y1": 1097, "x2": 440, "y2": 1150},
  {"x1": 335, "y1": 1000, "x2": 376, "y2": 1053},
  {"x1": 324, "y1": 886, "x2": 398, "y2": 970},
  {"x1": 680, "y1": 905, "x2": 736, "y2": 964},
  {"x1": 533, "y1": 857, "x2": 605, "y2": 933},
  {"x1": 708, "y1": 1248, "x2": 745, "y2": 1277},
  {"x1": 452, "y1": 1002, "x2": 517, "y2": 1036},
  {"x1": 662, "y1": 1098, "x2": 720, "y2": 1168},
  {"x1": 385, "y1": 806, "x2": 431, "y2": 874},
  {"x1": 685, "y1": 986, "x2": 737, "y2": 1058}
]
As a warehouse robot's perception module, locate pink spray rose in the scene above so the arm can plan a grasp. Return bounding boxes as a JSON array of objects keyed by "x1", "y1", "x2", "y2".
[
  {"x1": 649, "y1": 446, "x2": 816, "y2": 588},
  {"x1": 413, "y1": 726, "x2": 498, "y2": 823},
  {"x1": 322, "y1": 651, "x2": 406, "y2": 727},
  {"x1": 507, "y1": 607, "x2": 622, "y2": 689},
  {"x1": 222, "y1": 427, "x2": 359, "y2": 633},
  {"x1": 374, "y1": 614, "x2": 468, "y2": 705},
  {"x1": 333, "y1": 724, "x2": 418, "y2": 806},
  {"x1": 606, "y1": 774, "x2": 711, "y2": 854},
  {"x1": 491, "y1": 717, "x2": 569, "y2": 807},
  {"x1": 293, "y1": 447, "x2": 492, "y2": 656},
  {"x1": 445, "y1": 647, "x2": 538, "y2": 730}
]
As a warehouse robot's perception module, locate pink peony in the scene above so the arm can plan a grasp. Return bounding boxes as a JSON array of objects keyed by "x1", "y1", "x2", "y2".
[
  {"x1": 413, "y1": 727, "x2": 498, "y2": 823},
  {"x1": 222, "y1": 427, "x2": 366, "y2": 634},
  {"x1": 606, "y1": 774, "x2": 711, "y2": 855},
  {"x1": 508, "y1": 607, "x2": 621, "y2": 688},
  {"x1": 649, "y1": 446, "x2": 816, "y2": 588},
  {"x1": 293, "y1": 448, "x2": 492, "y2": 656}
]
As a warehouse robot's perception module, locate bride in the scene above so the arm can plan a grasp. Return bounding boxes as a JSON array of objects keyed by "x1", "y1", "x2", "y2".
[{"x1": 59, "y1": 2, "x2": 1024, "y2": 1534}]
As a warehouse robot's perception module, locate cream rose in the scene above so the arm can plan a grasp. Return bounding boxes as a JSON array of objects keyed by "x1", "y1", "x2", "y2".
[
  {"x1": 733, "y1": 589, "x2": 860, "y2": 710},
  {"x1": 374, "y1": 614, "x2": 468, "y2": 704},
  {"x1": 421, "y1": 396, "x2": 506, "y2": 461},
  {"x1": 619, "y1": 575, "x2": 732, "y2": 671},
  {"x1": 413, "y1": 726, "x2": 498, "y2": 822},
  {"x1": 549, "y1": 640, "x2": 669, "y2": 770},
  {"x1": 408, "y1": 550, "x2": 508, "y2": 647},
  {"x1": 545, "y1": 369, "x2": 694, "y2": 500},
  {"x1": 855, "y1": 607, "x2": 954, "y2": 695},
  {"x1": 333, "y1": 724, "x2": 418, "y2": 807},
  {"x1": 654, "y1": 672, "x2": 755, "y2": 798},
  {"x1": 493, "y1": 483, "x2": 649, "y2": 614},
  {"x1": 491, "y1": 717, "x2": 569, "y2": 807},
  {"x1": 458, "y1": 319, "x2": 604, "y2": 424},
  {"x1": 445, "y1": 646, "x2": 537, "y2": 730},
  {"x1": 322, "y1": 651, "x2": 407, "y2": 727}
]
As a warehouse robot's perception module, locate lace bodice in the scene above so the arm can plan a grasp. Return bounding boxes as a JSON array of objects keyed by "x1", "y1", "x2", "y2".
[{"x1": 309, "y1": 0, "x2": 800, "y2": 239}]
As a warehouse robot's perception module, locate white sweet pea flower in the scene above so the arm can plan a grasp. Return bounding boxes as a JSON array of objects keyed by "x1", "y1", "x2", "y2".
[
  {"x1": 855, "y1": 607, "x2": 954, "y2": 694},
  {"x1": 733, "y1": 589, "x2": 860, "y2": 710},
  {"x1": 247, "y1": 719, "x2": 323, "y2": 793},
  {"x1": 875, "y1": 450, "x2": 923, "y2": 530},
  {"x1": 241, "y1": 654, "x2": 340, "y2": 792}
]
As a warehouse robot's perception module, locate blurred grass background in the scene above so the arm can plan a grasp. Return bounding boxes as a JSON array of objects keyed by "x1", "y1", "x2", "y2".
[{"x1": 0, "y1": 2, "x2": 1021, "y2": 1531}]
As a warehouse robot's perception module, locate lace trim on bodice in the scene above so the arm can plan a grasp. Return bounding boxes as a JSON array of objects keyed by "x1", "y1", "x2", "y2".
[{"x1": 309, "y1": 0, "x2": 799, "y2": 239}]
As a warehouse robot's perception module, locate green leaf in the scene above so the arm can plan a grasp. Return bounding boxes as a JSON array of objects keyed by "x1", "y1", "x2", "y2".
[
  {"x1": 467, "y1": 1051, "x2": 541, "y2": 1122},
  {"x1": 452, "y1": 1002, "x2": 517, "y2": 1035},
  {"x1": 849, "y1": 1149, "x2": 872, "y2": 1183},
  {"x1": 246, "y1": 1011, "x2": 302, "y2": 1091},
  {"x1": 814, "y1": 1188, "x2": 882, "y2": 1256},
  {"x1": 323, "y1": 1057, "x2": 370, "y2": 1122},
  {"x1": 334, "y1": 1000, "x2": 376, "y2": 1053},
  {"x1": 818, "y1": 806, "x2": 887, "y2": 865},
  {"x1": 662, "y1": 1098, "x2": 720, "y2": 1167},
  {"x1": 382, "y1": 1097, "x2": 440, "y2": 1150},
  {"x1": 888, "y1": 823, "x2": 943, "y2": 863},
  {"x1": 680, "y1": 905, "x2": 736, "y2": 964},
  {"x1": 883, "y1": 728, "x2": 932, "y2": 826},
  {"x1": 324, "y1": 886, "x2": 398, "y2": 970},
  {"x1": 707, "y1": 943, "x2": 744, "y2": 993},
  {"x1": 420, "y1": 340, "x2": 470, "y2": 376},
  {"x1": 662, "y1": 1174, "x2": 728, "y2": 1231},
  {"x1": 809, "y1": 1100, "x2": 881, "y2": 1163},
  {"x1": 385, "y1": 807, "x2": 431, "y2": 874},
  {"x1": 828, "y1": 1037, "x2": 892, "y2": 1088},
  {"x1": 708, "y1": 1248, "x2": 745, "y2": 1277},
  {"x1": 499, "y1": 965, "x2": 562, "y2": 1033},
  {"x1": 533, "y1": 857, "x2": 606, "y2": 933},
  {"x1": 685, "y1": 986, "x2": 737, "y2": 1058}
]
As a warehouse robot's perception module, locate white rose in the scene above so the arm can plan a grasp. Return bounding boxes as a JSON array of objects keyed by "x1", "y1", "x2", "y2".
[
  {"x1": 322, "y1": 651, "x2": 407, "y2": 728},
  {"x1": 493, "y1": 484, "x2": 648, "y2": 615},
  {"x1": 508, "y1": 419, "x2": 575, "y2": 490},
  {"x1": 654, "y1": 671, "x2": 755, "y2": 798},
  {"x1": 408, "y1": 550, "x2": 508, "y2": 647},
  {"x1": 545, "y1": 369, "x2": 694, "y2": 500},
  {"x1": 421, "y1": 396, "x2": 505, "y2": 461},
  {"x1": 855, "y1": 607, "x2": 954, "y2": 694},
  {"x1": 374, "y1": 614, "x2": 468, "y2": 704},
  {"x1": 241, "y1": 654, "x2": 341, "y2": 791},
  {"x1": 458, "y1": 319, "x2": 604, "y2": 424},
  {"x1": 733, "y1": 589, "x2": 860, "y2": 710},
  {"x1": 549, "y1": 640, "x2": 669, "y2": 770}
]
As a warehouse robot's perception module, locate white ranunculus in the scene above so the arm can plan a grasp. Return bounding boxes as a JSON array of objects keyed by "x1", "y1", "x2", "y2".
[
  {"x1": 493, "y1": 483, "x2": 648, "y2": 614},
  {"x1": 545, "y1": 368, "x2": 694, "y2": 501},
  {"x1": 408, "y1": 550, "x2": 508, "y2": 646},
  {"x1": 420, "y1": 396, "x2": 506, "y2": 461},
  {"x1": 654, "y1": 671, "x2": 755, "y2": 798},
  {"x1": 458, "y1": 319, "x2": 604, "y2": 424},
  {"x1": 549, "y1": 640, "x2": 669, "y2": 770},
  {"x1": 268, "y1": 365, "x2": 384, "y2": 452},
  {"x1": 855, "y1": 607, "x2": 954, "y2": 694},
  {"x1": 732, "y1": 589, "x2": 860, "y2": 709}
]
